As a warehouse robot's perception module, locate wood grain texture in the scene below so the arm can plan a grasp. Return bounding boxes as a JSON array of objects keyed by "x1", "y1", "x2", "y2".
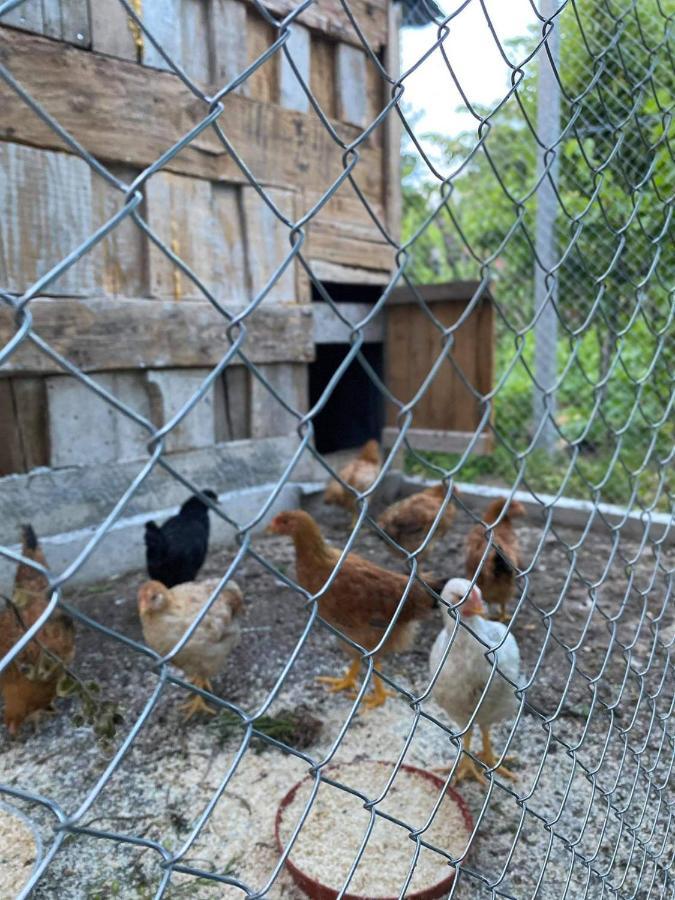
[
  {"x1": 242, "y1": 186, "x2": 297, "y2": 303},
  {"x1": 90, "y1": 0, "x2": 137, "y2": 60},
  {"x1": 309, "y1": 35, "x2": 336, "y2": 118},
  {"x1": 0, "y1": 28, "x2": 384, "y2": 200},
  {"x1": 0, "y1": 298, "x2": 315, "y2": 373},
  {"x1": 0, "y1": 143, "x2": 95, "y2": 296},
  {"x1": 145, "y1": 171, "x2": 246, "y2": 302},
  {"x1": 209, "y1": 0, "x2": 247, "y2": 91},
  {"x1": 246, "y1": 0, "x2": 387, "y2": 51},
  {"x1": 306, "y1": 189, "x2": 393, "y2": 272},
  {"x1": 336, "y1": 42, "x2": 367, "y2": 127},
  {"x1": 141, "y1": 0, "x2": 181, "y2": 71},
  {"x1": 0, "y1": 377, "x2": 48, "y2": 475},
  {"x1": 384, "y1": 0, "x2": 401, "y2": 238},
  {"x1": 279, "y1": 23, "x2": 310, "y2": 113},
  {"x1": 245, "y1": 6, "x2": 278, "y2": 102},
  {"x1": 385, "y1": 284, "x2": 494, "y2": 446}
]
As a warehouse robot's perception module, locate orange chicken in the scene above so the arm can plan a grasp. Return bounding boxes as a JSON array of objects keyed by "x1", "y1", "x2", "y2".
[
  {"x1": 0, "y1": 525, "x2": 75, "y2": 736},
  {"x1": 378, "y1": 483, "x2": 459, "y2": 559},
  {"x1": 324, "y1": 439, "x2": 382, "y2": 525},
  {"x1": 464, "y1": 498, "x2": 526, "y2": 621},
  {"x1": 137, "y1": 578, "x2": 244, "y2": 720},
  {"x1": 268, "y1": 510, "x2": 442, "y2": 709}
]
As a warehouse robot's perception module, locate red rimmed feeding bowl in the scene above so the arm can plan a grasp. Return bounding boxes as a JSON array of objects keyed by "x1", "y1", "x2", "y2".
[{"x1": 274, "y1": 761, "x2": 473, "y2": 900}]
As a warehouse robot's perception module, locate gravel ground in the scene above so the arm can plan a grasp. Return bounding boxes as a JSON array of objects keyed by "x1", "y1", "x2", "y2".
[{"x1": 0, "y1": 489, "x2": 672, "y2": 899}]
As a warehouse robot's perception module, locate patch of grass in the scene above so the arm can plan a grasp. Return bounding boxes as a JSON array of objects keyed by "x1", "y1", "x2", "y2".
[{"x1": 209, "y1": 705, "x2": 322, "y2": 752}]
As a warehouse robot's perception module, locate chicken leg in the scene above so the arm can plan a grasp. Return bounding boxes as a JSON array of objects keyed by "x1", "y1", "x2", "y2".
[
  {"x1": 316, "y1": 658, "x2": 361, "y2": 694},
  {"x1": 181, "y1": 677, "x2": 217, "y2": 721},
  {"x1": 476, "y1": 724, "x2": 516, "y2": 780}
]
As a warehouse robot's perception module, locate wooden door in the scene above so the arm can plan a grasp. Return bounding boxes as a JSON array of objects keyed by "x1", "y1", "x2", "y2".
[{"x1": 384, "y1": 281, "x2": 494, "y2": 454}]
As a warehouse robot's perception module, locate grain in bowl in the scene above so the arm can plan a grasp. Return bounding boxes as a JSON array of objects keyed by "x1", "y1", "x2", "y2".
[{"x1": 275, "y1": 761, "x2": 472, "y2": 899}]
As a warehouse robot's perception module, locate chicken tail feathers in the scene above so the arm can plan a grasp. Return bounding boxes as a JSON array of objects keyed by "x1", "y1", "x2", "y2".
[{"x1": 21, "y1": 524, "x2": 39, "y2": 553}]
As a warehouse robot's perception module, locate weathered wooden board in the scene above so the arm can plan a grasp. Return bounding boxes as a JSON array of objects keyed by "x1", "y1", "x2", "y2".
[
  {"x1": 250, "y1": 362, "x2": 307, "y2": 438},
  {"x1": 0, "y1": 143, "x2": 95, "y2": 297},
  {"x1": 0, "y1": 298, "x2": 315, "y2": 373},
  {"x1": 306, "y1": 189, "x2": 393, "y2": 273},
  {"x1": 279, "y1": 23, "x2": 310, "y2": 113},
  {"x1": 244, "y1": 6, "x2": 278, "y2": 103},
  {"x1": 209, "y1": 0, "x2": 247, "y2": 91},
  {"x1": 2, "y1": 0, "x2": 89, "y2": 45},
  {"x1": 242, "y1": 186, "x2": 297, "y2": 303},
  {"x1": 9, "y1": 376, "x2": 49, "y2": 471},
  {"x1": 0, "y1": 29, "x2": 384, "y2": 200},
  {"x1": 244, "y1": 0, "x2": 388, "y2": 52},
  {"x1": 336, "y1": 43, "x2": 367, "y2": 127},
  {"x1": 177, "y1": 0, "x2": 211, "y2": 83},
  {"x1": 141, "y1": 0, "x2": 181, "y2": 71},
  {"x1": 310, "y1": 34, "x2": 336, "y2": 118},
  {"x1": 145, "y1": 171, "x2": 247, "y2": 302},
  {"x1": 90, "y1": 0, "x2": 137, "y2": 60},
  {"x1": 90, "y1": 164, "x2": 146, "y2": 297},
  {"x1": 385, "y1": 283, "x2": 494, "y2": 453}
]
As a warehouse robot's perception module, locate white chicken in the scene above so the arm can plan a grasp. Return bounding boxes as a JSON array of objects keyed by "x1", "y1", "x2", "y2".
[{"x1": 429, "y1": 577, "x2": 521, "y2": 783}]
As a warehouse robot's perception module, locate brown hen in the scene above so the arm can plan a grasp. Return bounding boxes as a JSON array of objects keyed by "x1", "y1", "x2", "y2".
[
  {"x1": 464, "y1": 498, "x2": 526, "y2": 621},
  {"x1": 324, "y1": 439, "x2": 382, "y2": 526},
  {"x1": 1, "y1": 525, "x2": 75, "y2": 736},
  {"x1": 137, "y1": 578, "x2": 244, "y2": 720},
  {"x1": 268, "y1": 510, "x2": 441, "y2": 708},
  {"x1": 378, "y1": 483, "x2": 459, "y2": 560}
]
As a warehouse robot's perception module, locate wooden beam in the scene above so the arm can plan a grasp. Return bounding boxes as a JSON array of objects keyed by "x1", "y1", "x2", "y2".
[
  {"x1": 0, "y1": 28, "x2": 384, "y2": 199},
  {"x1": 0, "y1": 297, "x2": 315, "y2": 374},
  {"x1": 382, "y1": 427, "x2": 493, "y2": 455},
  {"x1": 388, "y1": 281, "x2": 493, "y2": 305}
]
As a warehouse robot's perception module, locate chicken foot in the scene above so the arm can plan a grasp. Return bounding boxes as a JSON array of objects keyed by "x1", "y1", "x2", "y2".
[
  {"x1": 316, "y1": 658, "x2": 361, "y2": 694},
  {"x1": 181, "y1": 677, "x2": 218, "y2": 721},
  {"x1": 437, "y1": 728, "x2": 516, "y2": 784},
  {"x1": 359, "y1": 674, "x2": 395, "y2": 710}
]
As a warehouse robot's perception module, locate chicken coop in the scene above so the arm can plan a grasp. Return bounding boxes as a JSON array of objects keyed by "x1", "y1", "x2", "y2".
[
  {"x1": 0, "y1": 0, "x2": 491, "y2": 586},
  {"x1": 0, "y1": 0, "x2": 673, "y2": 898}
]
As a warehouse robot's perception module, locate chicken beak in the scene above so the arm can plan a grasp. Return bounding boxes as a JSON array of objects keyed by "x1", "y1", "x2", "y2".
[{"x1": 265, "y1": 520, "x2": 278, "y2": 535}]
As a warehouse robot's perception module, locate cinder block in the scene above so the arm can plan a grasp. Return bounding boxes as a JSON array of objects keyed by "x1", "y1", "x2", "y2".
[
  {"x1": 46, "y1": 372, "x2": 152, "y2": 467},
  {"x1": 147, "y1": 368, "x2": 216, "y2": 453},
  {"x1": 250, "y1": 363, "x2": 307, "y2": 438}
]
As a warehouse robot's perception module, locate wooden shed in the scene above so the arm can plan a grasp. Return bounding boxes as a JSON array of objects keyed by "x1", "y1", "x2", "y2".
[{"x1": 0, "y1": 0, "x2": 491, "y2": 581}]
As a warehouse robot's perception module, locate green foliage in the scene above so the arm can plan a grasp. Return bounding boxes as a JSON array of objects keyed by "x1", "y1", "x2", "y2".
[{"x1": 401, "y1": 1, "x2": 673, "y2": 510}]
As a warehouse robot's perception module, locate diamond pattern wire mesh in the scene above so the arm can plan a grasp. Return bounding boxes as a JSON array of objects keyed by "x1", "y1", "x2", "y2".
[{"x1": 0, "y1": 0, "x2": 673, "y2": 896}]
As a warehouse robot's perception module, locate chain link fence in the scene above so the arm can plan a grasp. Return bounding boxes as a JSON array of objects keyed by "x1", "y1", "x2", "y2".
[{"x1": 0, "y1": 0, "x2": 673, "y2": 896}]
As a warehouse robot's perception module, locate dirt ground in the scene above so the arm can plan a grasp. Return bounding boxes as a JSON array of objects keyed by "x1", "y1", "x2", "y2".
[{"x1": 0, "y1": 489, "x2": 672, "y2": 899}]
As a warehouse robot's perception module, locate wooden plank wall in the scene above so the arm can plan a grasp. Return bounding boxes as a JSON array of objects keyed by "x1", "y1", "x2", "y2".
[{"x1": 0, "y1": 0, "x2": 393, "y2": 474}]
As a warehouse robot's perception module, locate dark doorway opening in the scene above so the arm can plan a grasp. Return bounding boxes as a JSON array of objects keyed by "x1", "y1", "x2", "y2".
[
  {"x1": 311, "y1": 281, "x2": 384, "y2": 304},
  {"x1": 309, "y1": 343, "x2": 384, "y2": 454}
]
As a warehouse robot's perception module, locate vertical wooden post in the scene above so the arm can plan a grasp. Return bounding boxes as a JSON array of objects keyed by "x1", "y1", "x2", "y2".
[{"x1": 384, "y1": 0, "x2": 402, "y2": 244}]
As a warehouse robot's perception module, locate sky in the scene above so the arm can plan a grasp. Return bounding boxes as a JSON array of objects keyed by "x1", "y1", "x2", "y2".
[{"x1": 399, "y1": 0, "x2": 539, "y2": 139}]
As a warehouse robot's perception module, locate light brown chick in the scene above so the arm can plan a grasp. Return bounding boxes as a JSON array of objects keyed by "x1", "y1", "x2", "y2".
[
  {"x1": 464, "y1": 498, "x2": 526, "y2": 622},
  {"x1": 324, "y1": 439, "x2": 382, "y2": 526},
  {"x1": 137, "y1": 578, "x2": 244, "y2": 720},
  {"x1": 1, "y1": 525, "x2": 75, "y2": 736},
  {"x1": 268, "y1": 510, "x2": 442, "y2": 709},
  {"x1": 378, "y1": 483, "x2": 459, "y2": 560}
]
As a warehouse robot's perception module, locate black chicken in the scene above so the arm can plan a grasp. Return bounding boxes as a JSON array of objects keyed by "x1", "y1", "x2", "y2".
[{"x1": 144, "y1": 490, "x2": 217, "y2": 587}]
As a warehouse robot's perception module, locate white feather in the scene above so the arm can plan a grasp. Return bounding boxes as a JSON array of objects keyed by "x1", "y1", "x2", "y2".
[{"x1": 429, "y1": 579, "x2": 522, "y2": 730}]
